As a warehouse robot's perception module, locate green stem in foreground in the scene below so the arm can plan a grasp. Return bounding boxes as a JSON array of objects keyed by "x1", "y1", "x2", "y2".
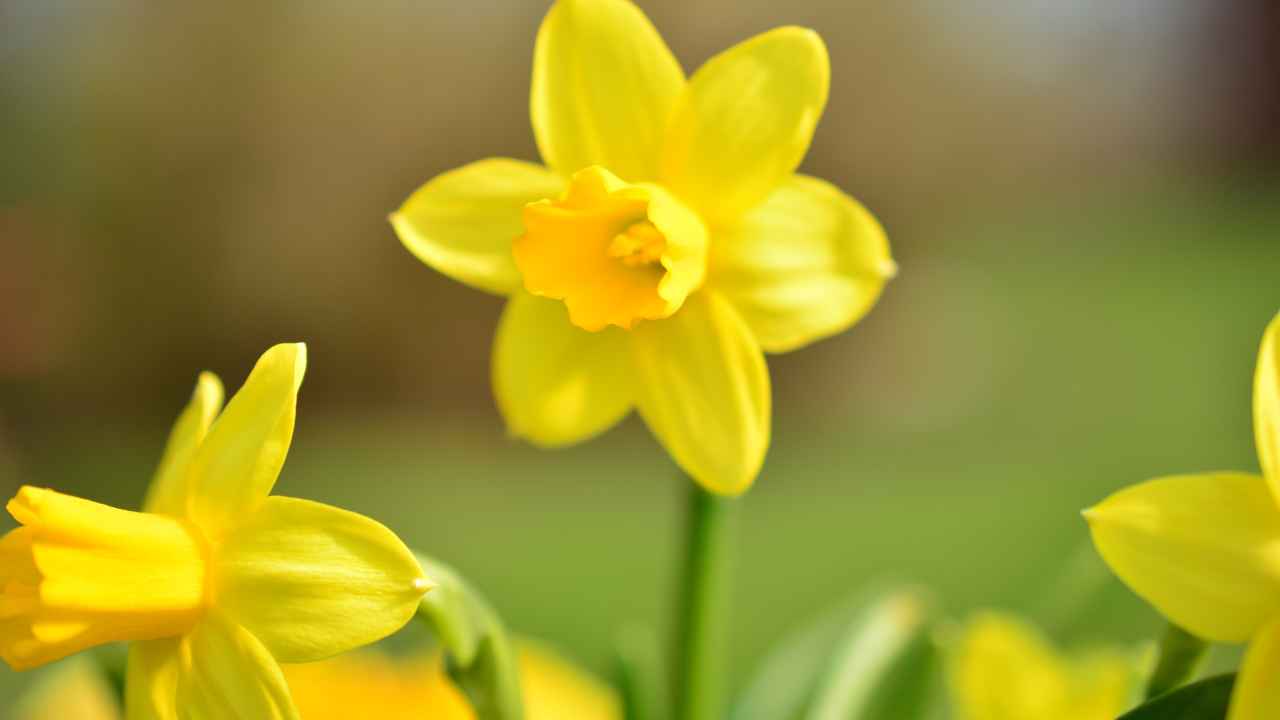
[
  {"x1": 1145, "y1": 621, "x2": 1210, "y2": 700},
  {"x1": 674, "y1": 481, "x2": 737, "y2": 720}
]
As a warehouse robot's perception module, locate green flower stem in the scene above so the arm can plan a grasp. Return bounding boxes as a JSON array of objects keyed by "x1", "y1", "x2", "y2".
[
  {"x1": 674, "y1": 481, "x2": 737, "y2": 720},
  {"x1": 1145, "y1": 621, "x2": 1210, "y2": 700}
]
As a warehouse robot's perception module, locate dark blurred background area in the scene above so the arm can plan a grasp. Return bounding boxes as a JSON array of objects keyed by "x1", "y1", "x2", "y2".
[{"x1": 1, "y1": 0, "x2": 1278, "y2": 711}]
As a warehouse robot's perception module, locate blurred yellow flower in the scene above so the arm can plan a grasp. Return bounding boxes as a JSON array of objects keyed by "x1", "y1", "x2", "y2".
[
  {"x1": 1084, "y1": 311, "x2": 1280, "y2": 720},
  {"x1": 392, "y1": 0, "x2": 893, "y2": 495},
  {"x1": 0, "y1": 343, "x2": 429, "y2": 720},
  {"x1": 285, "y1": 641, "x2": 620, "y2": 720},
  {"x1": 17, "y1": 642, "x2": 620, "y2": 720},
  {"x1": 949, "y1": 613, "x2": 1133, "y2": 720}
]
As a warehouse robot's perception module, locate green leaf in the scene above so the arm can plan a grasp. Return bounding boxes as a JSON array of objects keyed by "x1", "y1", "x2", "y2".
[
  {"x1": 1119, "y1": 674, "x2": 1235, "y2": 720},
  {"x1": 614, "y1": 624, "x2": 668, "y2": 720},
  {"x1": 731, "y1": 588, "x2": 939, "y2": 720},
  {"x1": 415, "y1": 553, "x2": 524, "y2": 720}
]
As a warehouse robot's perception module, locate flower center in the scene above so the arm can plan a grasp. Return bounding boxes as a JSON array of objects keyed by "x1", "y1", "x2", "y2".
[
  {"x1": 0, "y1": 487, "x2": 208, "y2": 670},
  {"x1": 514, "y1": 166, "x2": 707, "y2": 332}
]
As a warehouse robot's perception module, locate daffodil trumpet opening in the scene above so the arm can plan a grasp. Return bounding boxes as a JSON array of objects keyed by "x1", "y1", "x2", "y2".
[
  {"x1": 0, "y1": 343, "x2": 431, "y2": 720},
  {"x1": 1084, "y1": 310, "x2": 1280, "y2": 719},
  {"x1": 391, "y1": 0, "x2": 894, "y2": 497}
]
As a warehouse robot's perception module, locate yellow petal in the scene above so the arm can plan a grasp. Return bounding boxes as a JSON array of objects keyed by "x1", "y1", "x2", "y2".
[
  {"x1": 1229, "y1": 617, "x2": 1280, "y2": 720},
  {"x1": 215, "y1": 496, "x2": 429, "y2": 663},
  {"x1": 531, "y1": 0, "x2": 684, "y2": 181},
  {"x1": 1256, "y1": 312, "x2": 1280, "y2": 500},
  {"x1": 391, "y1": 159, "x2": 565, "y2": 296},
  {"x1": 661, "y1": 27, "x2": 829, "y2": 225},
  {"x1": 712, "y1": 175, "x2": 895, "y2": 353},
  {"x1": 632, "y1": 291, "x2": 770, "y2": 495},
  {"x1": 144, "y1": 372, "x2": 225, "y2": 517},
  {"x1": 519, "y1": 640, "x2": 623, "y2": 720},
  {"x1": 951, "y1": 613, "x2": 1072, "y2": 720},
  {"x1": 126, "y1": 639, "x2": 181, "y2": 720},
  {"x1": 1084, "y1": 473, "x2": 1280, "y2": 643},
  {"x1": 185, "y1": 343, "x2": 306, "y2": 538},
  {"x1": 175, "y1": 614, "x2": 298, "y2": 720},
  {"x1": 493, "y1": 293, "x2": 633, "y2": 446}
]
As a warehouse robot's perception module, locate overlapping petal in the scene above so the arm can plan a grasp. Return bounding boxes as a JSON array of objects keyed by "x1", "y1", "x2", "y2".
[
  {"x1": 1230, "y1": 618, "x2": 1280, "y2": 720},
  {"x1": 493, "y1": 293, "x2": 633, "y2": 446},
  {"x1": 392, "y1": 159, "x2": 565, "y2": 296},
  {"x1": 185, "y1": 343, "x2": 306, "y2": 538},
  {"x1": 712, "y1": 175, "x2": 895, "y2": 353},
  {"x1": 661, "y1": 27, "x2": 829, "y2": 225},
  {"x1": 175, "y1": 614, "x2": 297, "y2": 720},
  {"x1": 632, "y1": 291, "x2": 770, "y2": 495},
  {"x1": 215, "y1": 496, "x2": 428, "y2": 663},
  {"x1": 1084, "y1": 473, "x2": 1280, "y2": 643},
  {"x1": 126, "y1": 639, "x2": 181, "y2": 720},
  {"x1": 1255, "y1": 312, "x2": 1280, "y2": 499},
  {"x1": 531, "y1": 0, "x2": 685, "y2": 181},
  {"x1": 144, "y1": 372, "x2": 224, "y2": 517}
]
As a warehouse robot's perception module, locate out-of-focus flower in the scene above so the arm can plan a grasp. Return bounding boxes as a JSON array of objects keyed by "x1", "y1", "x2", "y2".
[
  {"x1": 1084, "y1": 311, "x2": 1280, "y2": 720},
  {"x1": 285, "y1": 641, "x2": 620, "y2": 720},
  {"x1": 949, "y1": 612, "x2": 1133, "y2": 720},
  {"x1": 15, "y1": 642, "x2": 620, "y2": 720},
  {"x1": 0, "y1": 343, "x2": 430, "y2": 720},
  {"x1": 392, "y1": 0, "x2": 893, "y2": 495}
]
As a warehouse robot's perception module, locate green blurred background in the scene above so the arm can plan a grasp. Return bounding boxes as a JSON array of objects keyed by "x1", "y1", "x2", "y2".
[{"x1": 1, "y1": 0, "x2": 1278, "y2": 714}]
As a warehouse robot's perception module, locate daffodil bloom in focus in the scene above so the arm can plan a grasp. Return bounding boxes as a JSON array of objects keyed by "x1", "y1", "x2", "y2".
[
  {"x1": 392, "y1": 0, "x2": 894, "y2": 495},
  {"x1": 0, "y1": 343, "x2": 431, "y2": 720},
  {"x1": 949, "y1": 613, "x2": 1133, "y2": 720},
  {"x1": 285, "y1": 641, "x2": 621, "y2": 720},
  {"x1": 1084, "y1": 311, "x2": 1280, "y2": 720}
]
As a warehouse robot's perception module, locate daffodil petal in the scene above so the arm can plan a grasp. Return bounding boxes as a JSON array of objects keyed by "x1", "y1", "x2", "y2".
[
  {"x1": 391, "y1": 159, "x2": 565, "y2": 296},
  {"x1": 1084, "y1": 473, "x2": 1280, "y2": 643},
  {"x1": 185, "y1": 343, "x2": 306, "y2": 538},
  {"x1": 632, "y1": 291, "x2": 770, "y2": 495},
  {"x1": 175, "y1": 614, "x2": 298, "y2": 720},
  {"x1": 144, "y1": 372, "x2": 224, "y2": 517},
  {"x1": 531, "y1": 0, "x2": 684, "y2": 181},
  {"x1": 661, "y1": 27, "x2": 829, "y2": 225},
  {"x1": 126, "y1": 638, "x2": 181, "y2": 720},
  {"x1": 1229, "y1": 617, "x2": 1280, "y2": 720},
  {"x1": 215, "y1": 496, "x2": 428, "y2": 663},
  {"x1": 1256, "y1": 312, "x2": 1280, "y2": 500},
  {"x1": 713, "y1": 175, "x2": 895, "y2": 353},
  {"x1": 493, "y1": 293, "x2": 633, "y2": 446}
]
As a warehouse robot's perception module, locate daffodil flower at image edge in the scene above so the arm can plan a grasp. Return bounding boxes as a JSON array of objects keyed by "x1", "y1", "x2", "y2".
[
  {"x1": 0, "y1": 343, "x2": 432, "y2": 720},
  {"x1": 1084, "y1": 311, "x2": 1280, "y2": 720},
  {"x1": 391, "y1": 0, "x2": 895, "y2": 495}
]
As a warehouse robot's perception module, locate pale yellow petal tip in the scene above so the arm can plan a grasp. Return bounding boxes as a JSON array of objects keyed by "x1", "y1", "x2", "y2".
[
  {"x1": 878, "y1": 257, "x2": 899, "y2": 279},
  {"x1": 1080, "y1": 506, "x2": 1099, "y2": 523},
  {"x1": 412, "y1": 576, "x2": 435, "y2": 595}
]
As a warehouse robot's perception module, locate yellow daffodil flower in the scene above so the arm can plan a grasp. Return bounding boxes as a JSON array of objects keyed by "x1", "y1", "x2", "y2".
[
  {"x1": 949, "y1": 613, "x2": 1133, "y2": 720},
  {"x1": 391, "y1": 0, "x2": 894, "y2": 495},
  {"x1": 0, "y1": 343, "x2": 430, "y2": 720},
  {"x1": 285, "y1": 641, "x2": 621, "y2": 720},
  {"x1": 1084, "y1": 311, "x2": 1280, "y2": 720}
]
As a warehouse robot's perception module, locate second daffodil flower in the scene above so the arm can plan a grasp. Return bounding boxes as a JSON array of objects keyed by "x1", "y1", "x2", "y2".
[
  {"x1": 0, "y1": 343, "x2": 431, "y2": 720},
  {"x1": 392, "y1": 0, "x2": 895, "y2": 495},
  {"x1": 1084, "y1": 311, "x2": 1280, "y2": 720}
]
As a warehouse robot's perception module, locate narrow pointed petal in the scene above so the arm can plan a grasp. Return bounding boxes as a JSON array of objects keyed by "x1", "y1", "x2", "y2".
[
  {"x1": 1256, "y1": 312, "x2": 1280, "y2": 499},
  {"x1": 215, "y1": 496, "x2": 429, "y2": 663},
  {"x1": 713, "y1": 175, "x2": 895, "y2": 353},
  {"x1": 144, "y1": 372, "x2": 224, "y2": 517},
  {"x1": 493, "y1": 293, "x2": 633, "y2": 447},
  {"x1": 126, "y1": 638, "x2": 181, "y2": 720},
  {"x1": 391, "y1": 159, "x2": 565, "y2": 296},
  {"x1": 185, "y1": 343, "x2": 306, "y2": 538},
  {"x1": 661, "y1": 27, "x2": 829, "y2": 225},
  {"x1": 632, "y1": 291, "x2": 770, "y2": 495},
  {"x1": 175, "y1": 614, "x2": 298, "y2": 720},
  {"x1": 1228, "y1": 618, "x2": 1280, "y2": 720},
  {"x1": 1084, "y1": 473, "x2": 1280, "y2": 643},
  {"x1": 531, "y1": 0, "x2": 685, "y2": 181}
]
